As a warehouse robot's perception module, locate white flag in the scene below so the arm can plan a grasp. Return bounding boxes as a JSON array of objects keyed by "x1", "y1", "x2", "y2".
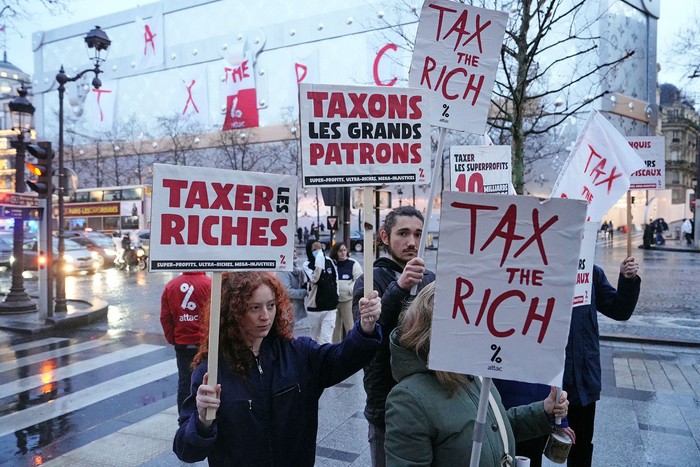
[
  {"x1": 135, "y1": 14, "x2": 164, "y2": 70},
  {"x1": 84, "y1": 80, "x2": 118, "y2": 134},
  {"x1": 178, "y1": 68, "x2": 209, "y2": 126},
  {"x1": 550, "y1": 111, "x2": 645, "y2": 222}
]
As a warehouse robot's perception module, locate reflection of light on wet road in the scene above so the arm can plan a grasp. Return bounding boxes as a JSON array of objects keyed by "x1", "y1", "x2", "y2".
[
  {"x1": 39, "y1": 360, "x2": 55, "y2": 395},
  {"x1": 64, "y1": 276, "x2": 78, "y2": 299}
]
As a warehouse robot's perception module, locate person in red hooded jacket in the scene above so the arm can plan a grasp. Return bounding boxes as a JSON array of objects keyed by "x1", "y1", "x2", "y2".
[{"x1": 161, "y1": 271, "x2": 212, "y2": 414}]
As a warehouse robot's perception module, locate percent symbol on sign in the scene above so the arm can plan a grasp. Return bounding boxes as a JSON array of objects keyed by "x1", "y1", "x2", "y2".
[
  {"x1": 180, "y1": 283, "x2": 197, "y2": 310},
  {"x1": 490, "y1": 344, "x2": 502, "y2": 363},
  {"x1": 441, "y1": 104, "x2": 450, "y2": 117}
]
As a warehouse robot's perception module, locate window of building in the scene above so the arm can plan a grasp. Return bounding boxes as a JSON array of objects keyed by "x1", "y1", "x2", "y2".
[{"x1": 670, "y1": 150, "x2": 679, "y2": 161}]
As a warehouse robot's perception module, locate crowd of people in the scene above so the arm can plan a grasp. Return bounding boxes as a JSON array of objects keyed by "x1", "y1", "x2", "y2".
[{"x1": 164, "y1": 205, "x2": 641, "y2": 467}]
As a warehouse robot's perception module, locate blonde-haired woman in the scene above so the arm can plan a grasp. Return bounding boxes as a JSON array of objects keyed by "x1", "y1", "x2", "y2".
[{"x1": 385, "y1": 283, "x2": 569, "y2": 466}]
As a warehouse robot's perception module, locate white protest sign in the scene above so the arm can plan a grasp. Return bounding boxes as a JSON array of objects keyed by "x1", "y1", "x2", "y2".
[
  {"x1": 450, "y1": 145, "x2": 511, "y2": 194},
  {"x1": 572, "y1": 222, "x2": 598, "y2": 307},
  {"x1": 550, "y1": 111, "x2": 646, "y2": 222},
  {"x1": 299, "y1": 83, "x2": 431, "y2": 187},
  {"x1": 627, "y1": 136, "x2": 665, "y2": 190},
  {"x1": 409, "y1": 0, "x2": 508, "y2": 132},
  {"x1": 149, "y1": 163, "x2": 296, "y2": 271},
  {"x1": 429, "y1": 192, "x2": 587, "y2": 385}
]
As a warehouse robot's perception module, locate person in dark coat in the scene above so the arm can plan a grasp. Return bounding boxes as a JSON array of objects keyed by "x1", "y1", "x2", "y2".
[
  {"x1": 642, "y1": 220, "x2": 654, "y2": 249},
  {"x1": 173, "y1": 272, "x2": 382, "y2": 466},
  {"x1": 495, "y1": 256, "x2": 640, "y2": 467},
  {"x1": 352, "y1": 206, "x2": 436, "y2": 467}
]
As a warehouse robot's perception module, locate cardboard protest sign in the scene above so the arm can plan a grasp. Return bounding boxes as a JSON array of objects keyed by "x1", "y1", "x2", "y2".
[
  {"x1": 429, "y1": 192, "x2": 587, "y2": 385},
  {"x1": 550, "y1": 111, "x2": 646, "y2": 222},
  {"x1": 409, "y1": 0, "x2": 508, "y2": 132},
  {"x1": 450, "y1": 145, "x2": 511, "y2": 194},
  {"x1": 627, "y1": 136, "x2": 665, "y2": 189},
  {"x1": 299, "y1": 83, "x2": 431, "y2": 187},
  {"x1": 149, "y1": 163, "x2": 296, "y2": 271},
  {"x1": 572, "y1": 222, "x2": 598, "y2": 307}
]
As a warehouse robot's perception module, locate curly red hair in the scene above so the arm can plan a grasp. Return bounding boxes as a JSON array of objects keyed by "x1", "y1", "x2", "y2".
[{"x1": 192, "y1": 272, "x2": 294, "y2": 376}]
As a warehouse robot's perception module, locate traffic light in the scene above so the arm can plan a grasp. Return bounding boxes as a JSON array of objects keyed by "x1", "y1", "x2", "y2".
[{"x1": 26, "y1": 141, "x2": 53, "y2": 198}]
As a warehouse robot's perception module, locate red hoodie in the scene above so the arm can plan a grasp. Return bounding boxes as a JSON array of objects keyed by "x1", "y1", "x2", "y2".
[{"x1": 160, "y1": 272, "x2": 212, "y2": 346}]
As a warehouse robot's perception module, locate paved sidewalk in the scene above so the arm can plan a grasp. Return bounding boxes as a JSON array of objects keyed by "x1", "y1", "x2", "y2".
[{"x1": 36, "y1": 336, "x2": 700, "y2": 466}]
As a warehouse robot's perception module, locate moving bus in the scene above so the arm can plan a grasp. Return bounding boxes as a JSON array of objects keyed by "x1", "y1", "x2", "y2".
[{"x1": 64, "y1": 185, "x2": 152, "y2": 233}]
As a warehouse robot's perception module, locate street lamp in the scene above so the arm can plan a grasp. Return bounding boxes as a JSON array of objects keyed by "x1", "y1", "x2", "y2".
[
  {"x1": 0, "y1": 85, "x2": 37, "y2": 313},
  {"x1": 55, "y1": 26, "x2": 111, "y2": 314}
]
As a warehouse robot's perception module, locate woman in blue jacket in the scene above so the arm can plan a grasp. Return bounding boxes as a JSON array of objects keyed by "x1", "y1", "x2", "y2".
[{"x1": 173, "y1": 271, "x2": 382, "y2": 466}]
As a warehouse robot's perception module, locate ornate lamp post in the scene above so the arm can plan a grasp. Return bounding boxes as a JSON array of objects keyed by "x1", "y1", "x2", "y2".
[
  {"x1": 54, "y1": 26, "x2": 111, "y2": 313},
  {"x1": 0, "y1": 86, "x2": 37, "y2": 313}
]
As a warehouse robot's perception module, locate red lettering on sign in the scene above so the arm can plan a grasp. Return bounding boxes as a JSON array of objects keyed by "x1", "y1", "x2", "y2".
[
  {"x1": 428, "y1": 2, "x2": 492, "y2": 53},
  {"x1": 373, "y1": 43, "x2": 398, "y2": 87},
  {"x1": 451, "y1": 276, "x2": 554, "y2": 343}
]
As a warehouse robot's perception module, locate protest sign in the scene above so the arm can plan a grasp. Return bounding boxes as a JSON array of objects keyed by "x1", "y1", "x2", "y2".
[
  {"x1": 299, "y1": 83, "x2": 431, "y2": 187},
  {"x1": 429, "y1": 192, "x2": 587, "y2": 385},
  {"x1": 627, "y1": 136, "x2": 665, "y2": 189},
  {"x1": 149, "y1": 163, "x2": 296, "y2": 271},
  {"x1": 550, "y1": 111, "x2": 646, "y2": 222},
  {"x1": 409, "y1": 0, "x2": 507, "y2": 133},
  {"x1": 450, "y1": 145, "x2": 511, "y2": 194},
  {"x1": 572, "y1": 222, "x2": 598, "y2": 307}
]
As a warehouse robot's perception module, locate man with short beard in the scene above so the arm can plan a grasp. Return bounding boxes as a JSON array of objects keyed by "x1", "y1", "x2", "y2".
[{"x1": 352, "y1": 206, "x2": 436, "y2": 467}]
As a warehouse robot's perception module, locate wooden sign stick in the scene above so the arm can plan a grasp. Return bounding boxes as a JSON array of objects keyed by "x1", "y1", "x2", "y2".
[
  {"x1": 626, "y1": 191, "x2": 632, "y2": 258},
  {"x1": 205, "y1": 271, "x2": 223, "y2": 420},
  {"x1": 363, "y1": 186, "x2": 375, "y2": 297}
]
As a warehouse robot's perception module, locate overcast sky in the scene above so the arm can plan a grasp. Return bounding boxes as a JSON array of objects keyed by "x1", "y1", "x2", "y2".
[{"x1": 3, "y1": 0, "x2": 699, "y2": 97}]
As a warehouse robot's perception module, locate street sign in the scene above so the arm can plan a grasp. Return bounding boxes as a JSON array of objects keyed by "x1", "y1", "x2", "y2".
[
  {"x1": 1, "y1": 205, "x2": 41, "y2": 220},
  {"x1": 0, "y1": 192, "x2": 39, "y2": 207},
  {"x1": 327, "y1": 216, "x2": 338, "y2": 231}
]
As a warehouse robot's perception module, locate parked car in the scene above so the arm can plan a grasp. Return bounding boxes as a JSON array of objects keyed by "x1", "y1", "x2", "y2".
[
  {"x1": 23, "y1": 238, "x2": 100, "y2": 274},
  {"x1": 317, "y1": 230, "x2": 365, "y2": 253}
]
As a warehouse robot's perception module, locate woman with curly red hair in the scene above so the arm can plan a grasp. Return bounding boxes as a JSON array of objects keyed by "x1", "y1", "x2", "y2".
[{"x1": 174, "y1": 271, "x2": 382, "y2": 466}]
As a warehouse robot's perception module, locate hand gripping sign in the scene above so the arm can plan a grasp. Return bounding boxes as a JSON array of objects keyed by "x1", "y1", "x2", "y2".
[
  {"x1": 429, "y1": 192, "x2": 587, "y2": 386},
  {"x1": 150, "y1": 163, "x2": 297, "y2": 420}
]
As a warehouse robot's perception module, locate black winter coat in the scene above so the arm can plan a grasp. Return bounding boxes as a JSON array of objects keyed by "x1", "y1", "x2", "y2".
[{"x1": 351, "y1": 256, "x2": 435, "y2": 427}]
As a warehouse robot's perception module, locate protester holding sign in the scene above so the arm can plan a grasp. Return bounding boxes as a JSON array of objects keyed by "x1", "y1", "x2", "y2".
[
  {"x1": 173, "y1": 272, "x2": 382, "y2": 466},
  {"x1": 495, "y1": 257, "x2": 640, "y2": 466},
  {"x1": 385, "y1": 283, "x2": 570, "y2": 467},
  {"x1": 303, "y1": 240, "x2": 339, "y2": 344},
  {"x1": 330, "y1": 242, "x2": 362, "y2": 343},
  {"x1": 352, "y1": 206, "x2": 436, "y2": 467}
]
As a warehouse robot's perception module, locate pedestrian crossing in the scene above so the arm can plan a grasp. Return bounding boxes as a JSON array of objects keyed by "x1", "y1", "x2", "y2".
[{"x1": 0, "y1": 331, "x2": 179, "y2": 466}]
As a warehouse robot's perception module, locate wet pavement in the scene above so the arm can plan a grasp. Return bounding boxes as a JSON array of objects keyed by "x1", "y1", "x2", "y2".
[{"x1": 0, "y1": 232, "x2": 698, "y2": 466}]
